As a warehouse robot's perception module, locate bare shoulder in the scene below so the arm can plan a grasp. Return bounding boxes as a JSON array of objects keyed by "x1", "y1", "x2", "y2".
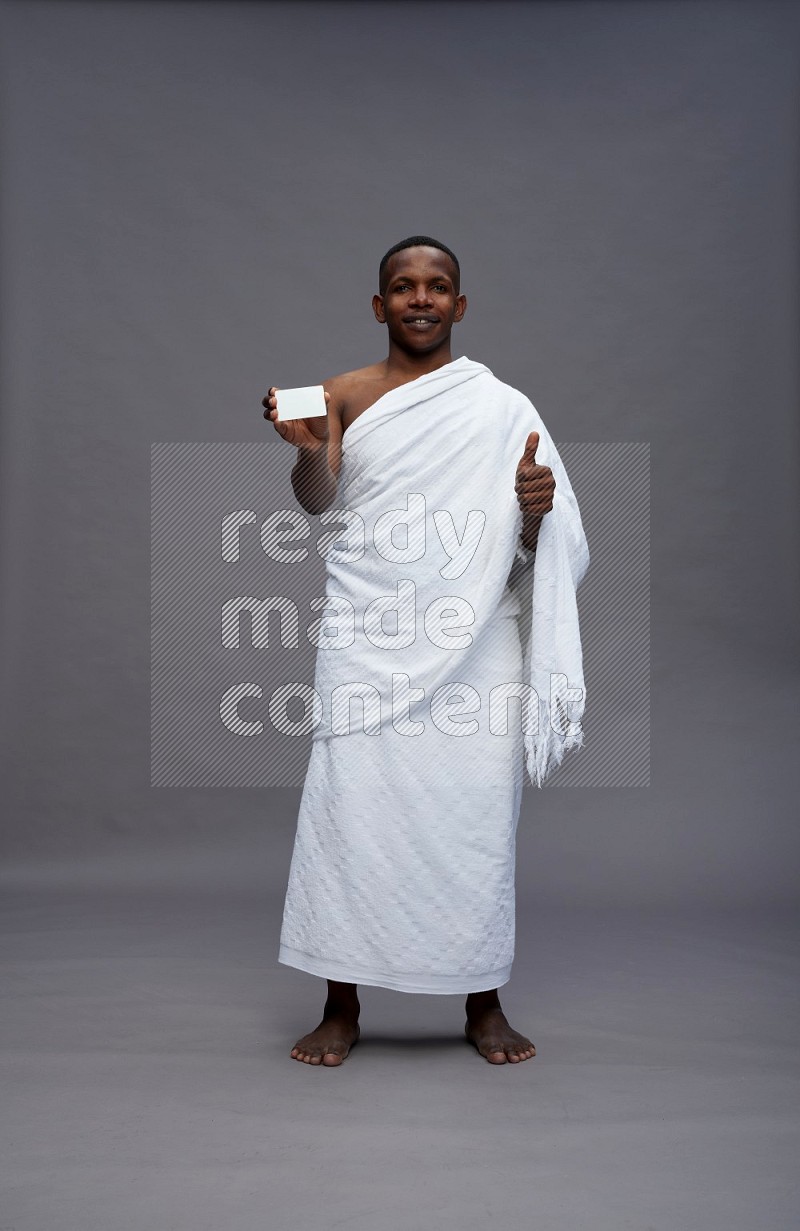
[
  {"x1": 323, "y1": 362, "x2": 385, "y2": 406},
  {"x1": 323, "y1": 364, "x2": 396, "y2": 440}
]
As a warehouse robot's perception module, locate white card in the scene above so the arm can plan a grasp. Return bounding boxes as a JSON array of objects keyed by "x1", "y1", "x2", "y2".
[{"x1": 275, "y1": 385, "x2": 327, "y2": 421}]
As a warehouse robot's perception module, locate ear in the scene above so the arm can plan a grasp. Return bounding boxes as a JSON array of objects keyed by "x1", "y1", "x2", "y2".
[
  {"x1": 453, "y1": 293, "x2": 467, "y2": 323},
  {"x1": 372, "y1": 293, "x2": 386, "y2": 323}
]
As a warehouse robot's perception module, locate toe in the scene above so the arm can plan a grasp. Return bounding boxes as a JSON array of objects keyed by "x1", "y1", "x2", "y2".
[
  {"x1": 486, "y1": 1048, "x2": 508, "y2": 1063},
  {"x1": 323, "y1": 1051, "x2": 344, "y2": 1066}
]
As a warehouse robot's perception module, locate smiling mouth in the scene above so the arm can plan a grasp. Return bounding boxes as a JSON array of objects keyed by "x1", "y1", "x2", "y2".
[{"x1": 404, "y1": 317, "x2": 439, "y2": 326}]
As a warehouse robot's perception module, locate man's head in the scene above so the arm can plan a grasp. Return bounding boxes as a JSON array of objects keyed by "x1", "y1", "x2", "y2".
[
  {"x1": 373, "y1": 237, "x2": 466, "y2": 355},
  {"x1": 378, "y1": 236, "x2": 460, "y2": 296}
]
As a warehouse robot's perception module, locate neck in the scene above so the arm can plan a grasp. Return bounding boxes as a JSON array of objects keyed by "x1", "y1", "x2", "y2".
[{"x1": 383, "y1": 338, "x2": 454, "y2": 379}]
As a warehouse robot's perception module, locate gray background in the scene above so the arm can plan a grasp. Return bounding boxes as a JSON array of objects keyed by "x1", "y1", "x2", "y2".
[{"x1": 1, "y1": 2, "x2": 798, "y2": 1229}]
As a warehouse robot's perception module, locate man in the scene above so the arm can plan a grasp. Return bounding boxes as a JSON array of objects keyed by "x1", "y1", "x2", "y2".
[{"x1": 262, "y1": 236, "x2": 588, "y2": 1066}]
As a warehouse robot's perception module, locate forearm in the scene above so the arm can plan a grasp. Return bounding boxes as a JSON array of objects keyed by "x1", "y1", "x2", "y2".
[
  {"x1": 520, "y1": 510, "x2": 544, "y2": 552},
  {"x1": 291, "y1": 444, "x2": 337, "y2": 514}
]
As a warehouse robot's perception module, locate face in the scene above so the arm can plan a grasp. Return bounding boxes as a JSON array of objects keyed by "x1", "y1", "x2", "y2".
[{"x1": 373, "y1": 246, "x2": 467, "y2": 352}]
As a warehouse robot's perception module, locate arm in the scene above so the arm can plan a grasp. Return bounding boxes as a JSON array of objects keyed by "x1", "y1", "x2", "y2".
[
  {"x1": 520, "y1": 509, "x2": 544, "y2": 553},
  {"x1": 262, "y1": 383, "x2": 344, "y2": 515},
  {"x1": 291, "y1": 441, "x2": 337, "y2": 515}
]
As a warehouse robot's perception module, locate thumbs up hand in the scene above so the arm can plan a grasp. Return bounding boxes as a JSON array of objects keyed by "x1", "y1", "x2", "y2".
[{"x1": 515, "y1": 430, "x2": 555, "y2": 517}]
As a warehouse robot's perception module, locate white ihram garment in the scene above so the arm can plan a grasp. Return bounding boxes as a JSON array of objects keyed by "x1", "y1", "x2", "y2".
[{"x1": 279, "y1": 357, "x2": 589, "y2": 993}]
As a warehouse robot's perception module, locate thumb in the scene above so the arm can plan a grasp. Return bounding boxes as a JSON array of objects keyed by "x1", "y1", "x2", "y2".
[{"x1": 521, "y1": 430, "x2": 539, "y2": 463}]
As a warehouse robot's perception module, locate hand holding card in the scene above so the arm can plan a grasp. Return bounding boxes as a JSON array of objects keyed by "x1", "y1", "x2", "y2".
[{"x1": 262, "y1": 384, "x2": 330, "y2": 451}]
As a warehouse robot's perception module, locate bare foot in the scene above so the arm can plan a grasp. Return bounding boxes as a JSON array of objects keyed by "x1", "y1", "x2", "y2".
[
  {"x1": 290, "y1": 1014, "x2": 360, "y2": 1066},
  {"x1": 465, "y1": 1005, "x2": 536, "y2": 1064}
]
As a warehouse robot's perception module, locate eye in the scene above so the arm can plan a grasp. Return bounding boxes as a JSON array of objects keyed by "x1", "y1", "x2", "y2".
[
  {"x1": 432, "y1": 284, "x2": 448, "y2": 292},
  {"x1": 394, "y1": 282, "x2": 410, "y2": 292}
]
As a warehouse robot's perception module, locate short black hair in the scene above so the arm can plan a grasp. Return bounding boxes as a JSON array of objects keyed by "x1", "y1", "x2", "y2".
[{"x1": 378, "y1": 235, "x2": 460, "y2": 294}]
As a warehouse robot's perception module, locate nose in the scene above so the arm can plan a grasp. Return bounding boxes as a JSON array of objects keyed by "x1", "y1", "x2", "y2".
[{"x1": 408, "y1": 284, "x2": 433, "y2": 307}]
